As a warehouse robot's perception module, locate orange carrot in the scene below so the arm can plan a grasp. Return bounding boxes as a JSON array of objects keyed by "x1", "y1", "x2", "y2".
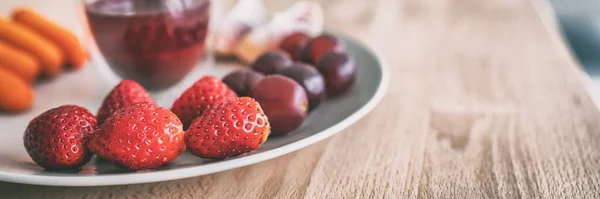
[
  {"x1": 0, "y1": 67, "x2": 34, "y2": 112},
  {"x1": 0, "y1": 40, "x2": 40, "y2": 83},
  {"x1": 0, "y1": 17, "x2": 63, "y2": 77},
  {"x1": 12, "y1": 8, "x2": 87, "y2": 68}
]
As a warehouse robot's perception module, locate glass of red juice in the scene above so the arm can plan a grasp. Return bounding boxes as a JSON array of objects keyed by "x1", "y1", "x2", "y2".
[{"x1": 82, "y1": 0, "x2": 211, "y2": 90}]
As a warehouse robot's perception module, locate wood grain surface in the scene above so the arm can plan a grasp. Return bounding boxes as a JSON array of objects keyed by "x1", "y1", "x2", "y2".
[{"x1": 2, "y1": 0, "x2": 600, "y2": 198}]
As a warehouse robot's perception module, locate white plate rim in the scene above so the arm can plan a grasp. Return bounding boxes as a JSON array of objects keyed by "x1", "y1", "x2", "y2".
[{"x1": 0, "y1": 33, "x2": 390, "y2": 186}]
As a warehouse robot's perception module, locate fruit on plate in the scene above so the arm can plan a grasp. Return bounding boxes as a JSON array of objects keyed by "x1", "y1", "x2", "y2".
[
  {"x1": 279, "y1": 32, "x2": 311, "y2": 60},
  {"x1": 171, "y1": 76, "x2": 237, "y2": 129},
  {"x1": 279, "y1": 62, "x2": 326, "y2": 110},
  {"x1": 23, "y1": 105, "x2": 98, "y2": 170},
  {"x1": 210, "y1": 0, "x2": 266, "y2": 57},
  {"x1": 250, "y1": 75, "x2": 307, "y2": 135},
  {"x1": 0, "y1": 67, "x2": 34, "y2": 112},
  {"x1": 316, "y1": 51, "x2": 357, "y2": 96},
  {"x1": 185, "y1": 97, "x2": 271, "y2": 159},
  {"x1": 251, "y1": 50, "x2": 292, "y2": 75},
  {"x1": 235, "y1": 1, "x2": 324, "y2": 64},
  {"x1": 88, "y1": 103, "x2": 185, "y2": 171},
  {"x1": 96, "y1": 79, "x2": 154, "y2": 125},
  {"x1": 299, "y1": 34, "x2": 344, "y2": 64},
  {"x1": 222, "y1": 69, "x2": 265, "y2": 97}
]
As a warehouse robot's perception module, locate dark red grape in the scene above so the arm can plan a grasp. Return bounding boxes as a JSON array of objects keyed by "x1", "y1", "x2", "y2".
[
  {"x1": 222, "y1": 70, "x2": 265, "y2": 96},
  {"x1": 316, "y1": 52, "x2": 356, "y2": 96},
  {"x1": 251, "y1": 50, "x2": 292, "y2": 75},
  {"x1": 299, "y1": 34, "x2": 344, "y2": 64},
  {"x1": 250, "y1": 75, "x2": 308, "y2": 135},
  {"x1": 279, "y1": 62, "x2": 326, "y2": 110},
  {"x1": 279, "y1": 32, "x2": 311, "y2": 60}
]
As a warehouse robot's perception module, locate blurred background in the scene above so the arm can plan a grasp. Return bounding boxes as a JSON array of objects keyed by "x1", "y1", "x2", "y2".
[{"x1": 548, "y1": 0, "x2": 600, "y2": 103}]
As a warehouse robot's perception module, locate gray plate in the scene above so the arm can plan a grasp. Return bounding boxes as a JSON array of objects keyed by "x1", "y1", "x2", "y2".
[{"x1": 0, "y1": 33, "x2": 389, "y2": 186}]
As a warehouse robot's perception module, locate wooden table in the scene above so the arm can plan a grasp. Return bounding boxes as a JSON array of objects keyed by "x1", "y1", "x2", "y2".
[{"x1": 2, "y1": 0, "x2": 600, "y2": 198}]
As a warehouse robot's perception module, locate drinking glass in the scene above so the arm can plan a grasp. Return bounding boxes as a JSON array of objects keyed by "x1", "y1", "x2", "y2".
[{"x1": 79, "y1": 0, "x2": 212, "y2": 91}]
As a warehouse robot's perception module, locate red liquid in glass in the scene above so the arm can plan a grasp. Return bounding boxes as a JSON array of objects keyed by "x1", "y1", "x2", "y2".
[{"x1": 85, "y1": 0, "x2": 210, "y2": 90}]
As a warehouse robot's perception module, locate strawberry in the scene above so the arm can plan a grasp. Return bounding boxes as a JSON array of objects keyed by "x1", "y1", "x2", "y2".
[
  {"x1": 97, "y1": 79, "x2": 154, "y2": 125},
  {"x1": 171, "y1": 75, "x2": 237, "y2": 129},
  {"x1": 185, "y1": 97, "x2": 271, "y2": 159},
  {"x1": 23, "y1": 105, "x2": 98, "y2": 170},
  {"x1": 88, "y1": 103, "x2": 185, "y2": 171}
]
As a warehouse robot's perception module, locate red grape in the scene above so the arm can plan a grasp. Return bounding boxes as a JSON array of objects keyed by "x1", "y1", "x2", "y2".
[
  {"x1": 251, "y1": 50, "x2": 292, "y2": 75},
  {"x1": 250, "y1": 75, "x2": 308, "y2": 135},
  {"x1": 316, "y1": 51, "x2": 356, "y2": 96},
  {"x1": 299, "y1": 34, "x2": 344, "y2": 64},
  {"x1": 222, "y1": 70, "x2": 265, "y2": 96},
  {"x1": 279, "y1": 62, "x2": 326, "y2": 110},
  {"x1": 279, "y1": 32, "x2": 311, "y2": 60}
]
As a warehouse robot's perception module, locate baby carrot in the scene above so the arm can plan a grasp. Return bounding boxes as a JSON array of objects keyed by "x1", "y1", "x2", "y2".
[
  {"x1": 12, "y1": 8, "x2": 87, "y2": 68},
  {"x1": 0, "y1": 40, "x2": 40, "y2": 83},
  {"x1": 0, "y1": 67, "x2": 34, "y2": 112},
  {"x1": 0, "y1": 17, "x2": 63, "y2": 77}
]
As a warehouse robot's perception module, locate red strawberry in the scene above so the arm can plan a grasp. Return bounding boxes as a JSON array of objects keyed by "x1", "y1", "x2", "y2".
[
  {"x1": 186, "y1": 97, "x2": 271, "y2": 159},
  {"x1": 97, "y1": 80, "x2": 154, "y2": 125},
  {"x1": 23, "y1": 105, "x2": 98, "y2": 170},
  {"x1": 88, "y1": 103, "x2": 185, "y2": 171},
  {"x1": 171, "y1": 75, "x2": 237, "y2": 129}
]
